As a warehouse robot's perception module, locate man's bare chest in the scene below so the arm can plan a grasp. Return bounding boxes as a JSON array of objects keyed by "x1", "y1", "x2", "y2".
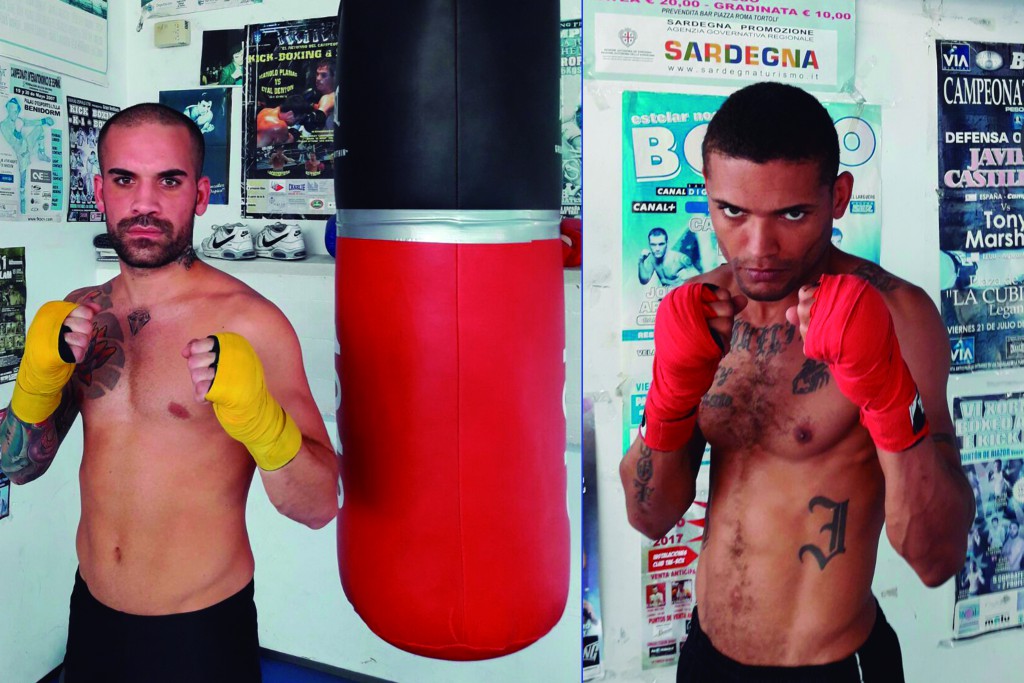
[
  {"x1": 73, "y1": 304, "x2": 214, "y2": 423},
  {"x1": 697, "y1": 318, "x2": 858, "y2": 457}
]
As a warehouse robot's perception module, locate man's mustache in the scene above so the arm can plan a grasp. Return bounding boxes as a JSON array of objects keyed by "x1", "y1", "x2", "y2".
[{"x1": 117, "y1": 215, "x2": 174, "y2": 232}]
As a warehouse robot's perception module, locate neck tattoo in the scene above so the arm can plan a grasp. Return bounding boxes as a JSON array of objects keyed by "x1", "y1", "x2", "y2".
[
  {"x1": 177, "y1": 247, "x2": 198, "y2": 270},
  {"x1": 127, "y1": 309, "x2": 151, "y2": 336}
]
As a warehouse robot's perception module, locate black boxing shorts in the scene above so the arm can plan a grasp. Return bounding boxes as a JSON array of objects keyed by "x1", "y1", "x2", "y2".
[
  {"x1": 676, "y1": 602, "x2": 904, "y2": 683},
  {"x1": 61, "y1": 569, "x2": 262, "y2": 683}
]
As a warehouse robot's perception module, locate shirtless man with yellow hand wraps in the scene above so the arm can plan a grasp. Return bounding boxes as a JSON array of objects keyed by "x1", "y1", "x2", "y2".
[{"x1": 0, "y1": 103, "x2": 337, "y2": 683}]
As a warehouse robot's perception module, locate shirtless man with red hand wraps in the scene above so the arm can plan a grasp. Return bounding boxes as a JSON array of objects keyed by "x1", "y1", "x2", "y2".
[
  {"x1": 0, "y1": 104, "x2": 337, "y2": 682},
  {"x1": 620, "y1": 82, "x2": 975, "y2": 682}
]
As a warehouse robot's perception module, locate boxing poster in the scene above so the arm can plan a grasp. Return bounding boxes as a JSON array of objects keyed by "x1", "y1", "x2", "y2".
[
  {"x1": 584, "y1": 0, "x2": 855, "y2": 93},
  {"x1": 67, "y1": 96, "x2": 118, "y2": 222},
  {"x1": 952, "y1": 390, "x2": 1024, "y2": 640},
  {"x1": 561, "y1": 18, "x2": 582, "y2": 219},
  {"x1": 242, "y1": 17, "x2": 336, "y2": 220},
  {"x1": 139, "y1": 0, "x2": 261, "y2": 29},
  {"x1": 642, "y1": 487, "x2": 707, "y2": 670},
  {"x1": 582, "y1": 399, "x2": 603, "y2": 680},
  {"x1": 620, "y1": 90, "x2": 882, "y2": 451},
  {"x1": 159, "y1": 88, "x2": 231, "y2": 205},
  {"x1": 0, "y1": 59, "x2": 65, "y2": 222},
  {"x1": 0, "y1": 0, "x2": 108, "y2": 86},
  {"x1": 936, "y1": 40, "x2": 1024, "y2": 375},
  {"x1": 200, "y1": 29, "x2": 247, "y2": 87},
  {"x1": 0, "y1": 248, "x2": 27, "y2": 385}
]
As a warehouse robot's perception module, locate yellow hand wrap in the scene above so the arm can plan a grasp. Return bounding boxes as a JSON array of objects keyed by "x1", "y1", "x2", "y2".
[
  {"x1": 205, "y1": 332, "x2": 301, "y2": 471},
  {"x1": 11, "y1": 301, "x2": 78, "y2": 424}
]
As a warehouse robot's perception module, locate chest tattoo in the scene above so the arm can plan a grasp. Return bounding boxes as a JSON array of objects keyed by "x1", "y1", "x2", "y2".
[
  {"x1": 730, "y1": 321, "x2": 796, "y2": 358},
  {"x1": 73, "y1": 283, "x2": 126, "y2": 399},
  {"x1": 127, "y1": 309, "x2": 151, "y2": 336},
  {"x1": 798, "y1": 496, "x2": 849, "y2": 570},
  {"x1": 714, "y1": 366, "x2": 733, "y2": 387},
  {"x1": 851, "y1": 263, "x2": 899, "y2": 292},
  {"x1": 792, "y1": 359, "x2": 830, "y2": 395}
]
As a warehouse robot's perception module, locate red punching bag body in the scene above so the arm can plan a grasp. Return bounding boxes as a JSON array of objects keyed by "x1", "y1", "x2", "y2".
[{"x1": 333, "y1": 0, "x2": 568, "y2": 661}]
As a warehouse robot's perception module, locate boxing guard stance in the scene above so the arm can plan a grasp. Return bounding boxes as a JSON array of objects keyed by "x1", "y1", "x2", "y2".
[
  {"x1": 620, "y1": 83, "x2": 974, "y2": 682},
  {"x1": 0, "y1": 104, "x2": 336, "y2": 682}
]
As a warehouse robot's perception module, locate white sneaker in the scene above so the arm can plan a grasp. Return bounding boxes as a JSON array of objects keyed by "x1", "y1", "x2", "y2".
[
  {"x1": 201, "y1": 223, "x2": 256, "y2": 260},
  {"x1": 254, "y1": 222, "x2": 306, "y2": 260}
]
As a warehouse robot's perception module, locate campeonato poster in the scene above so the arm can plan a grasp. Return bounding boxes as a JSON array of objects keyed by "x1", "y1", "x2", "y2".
[{"x1": 936, "y1": 40, "x2": 1024, "y2": 374}]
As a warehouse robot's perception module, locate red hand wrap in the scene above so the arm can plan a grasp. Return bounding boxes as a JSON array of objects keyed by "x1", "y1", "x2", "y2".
[
  {"x1": 642, "y1": 283, "x2": 723, "y2": 451},
  {"x1": 804, "y1": 274, "x2": 929, "y2": 452}
]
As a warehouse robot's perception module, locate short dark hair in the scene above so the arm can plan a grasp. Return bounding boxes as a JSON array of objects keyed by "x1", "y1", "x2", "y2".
[
  {"x1": 98, "y1": 103, "x2": 205, "y2": 177},
  {"x1": 647, "y1": 227, "x2": 668, "y2": 241},
  {"x1": 702, "y1": 82, "x2": 839, "y2": 185}
]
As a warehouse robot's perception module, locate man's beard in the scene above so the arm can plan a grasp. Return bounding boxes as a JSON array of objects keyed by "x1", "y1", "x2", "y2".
[{"x1": 109, "y1": 215, "x2": 193, "y2": 269}]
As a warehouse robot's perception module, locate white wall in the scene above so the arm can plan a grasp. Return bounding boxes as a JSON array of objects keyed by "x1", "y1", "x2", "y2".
[
  {"x1": 0, "y1": 2, "x2": 132, "y2": 682},
  {"x1": 584, "y1": 0, "x2": 1024, "y2": 681}
]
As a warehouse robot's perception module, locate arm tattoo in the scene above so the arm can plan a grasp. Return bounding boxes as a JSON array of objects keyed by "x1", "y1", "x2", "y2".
[
  {"x1": 851, "y1": 263, "x2": 900, "y2": 292},
  {"x1": 798, "y1": 496, "x2": 849, "y2": 570},
  {"x1": 792, "y1": 359, "x2": 831, "y2": 395},
  {"x1": 0, "y1": 386, "x2": 78, "y2": 484},
  {"x1": 634, "y1": 441, "x2": 655, "y2": 505}
]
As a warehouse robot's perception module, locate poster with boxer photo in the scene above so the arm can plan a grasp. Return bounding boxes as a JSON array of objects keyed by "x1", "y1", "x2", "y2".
[
  {"x1": 641, "y1": 485, "x2": 708, "y2": 670},
  {"x1": 0, "y1": 58, "x2": 65, "y2": 222},
  {"x1": 67, "y1": 96, "x2": 118, "y2": 222},
  {"x1": 952, "y1": 390, "x2": 1024, "y2": 640},
  {"x1": 159, "y1": 88, "x2": 231, "y2": 206},
  {"x1": 619, "y1": 90, "x2": 882, "y2": 451},
  {"x1": 561, "y1": 18, "x2": 582, "y2": 219},
  {"x1": 0, "y1": 473, "x2": 9, "y2": 520},
  {"x1": 936, "y1": 40, "x2": 1024, "y2": 374},
  {"x1": 0, "y1": 247, "x2": 27, "y2": 385},
  {"x1": 200, "y1": 29, "x2": 247, "y2": 87},
  {"x1": 242, "y1": 17, "x2": 336, "y2": 220}
]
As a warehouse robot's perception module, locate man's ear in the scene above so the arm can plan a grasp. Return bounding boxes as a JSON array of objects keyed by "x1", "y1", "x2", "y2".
[{"x1": 831, "y1": 171, "x2": 854, "y2": 219}]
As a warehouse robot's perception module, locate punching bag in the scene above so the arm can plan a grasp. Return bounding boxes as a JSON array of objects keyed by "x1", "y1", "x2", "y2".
[{"x1": 333, "y1": 0, "x2": 568, "y2": 662}]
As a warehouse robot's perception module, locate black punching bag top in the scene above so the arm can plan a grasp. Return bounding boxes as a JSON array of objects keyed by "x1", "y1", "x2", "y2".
[{"x1": 334, "y1": 0, "x2": 560, "y2": 212}]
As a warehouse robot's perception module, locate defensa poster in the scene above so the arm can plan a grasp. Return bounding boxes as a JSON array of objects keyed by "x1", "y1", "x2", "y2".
[
  {"x1": 937, "y1": 40, "x2": 1024, "y2": 374},
  {"x1": 0, "y1": 59, "x2": 64, "y2": 222},
  {"x1": 620, "y1": 90, "x2": 881, "y2": 451},
  {"x1": 67, "y1": 96, "x2": 118, "y2": 222},
  {"x1": 242, "y1": 17, "x2": 336, "y2": 220},
  {"x1": 585, "y1": 0, "x2": 856, "y2": 92},
  {"x1": 0, "y1": 247, "x2": 27, "y2": 384},
  {"x1": 953, "y1": 391, "x2": 1024, "y2": 640},
  {"x1": 159, "y1": 88, "x2": 231, "y2": 205}
]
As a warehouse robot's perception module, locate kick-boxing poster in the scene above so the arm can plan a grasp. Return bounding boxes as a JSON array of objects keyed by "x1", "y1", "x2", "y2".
[
  {"x1": 619, "y1": 90, "x2": 881, "y2": 453},
  {"x1": 0, "y1": 59, "x2": 64, "y2": 222},
  {"x1": 952, "y1": 390, "x2": 1024, "y2": 640},
  {"x1": 67, "y1": 96, "x2": 118, "y2": 222},
  {"x1": 159, "y1": 88, "x2": 231, "y2": 205},
  {"x1": 0, "y1": 247, "x2": 27, "y2": 385},
  {"x1": 936, "y1": 40, "x2": 1024, "y2": 375},
  {"x1": 561, "y1": 18, "x2": 582, "y2": 219},
  {"x1": 242, "y1": 17, "x2": 336, "y2": 220}
]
